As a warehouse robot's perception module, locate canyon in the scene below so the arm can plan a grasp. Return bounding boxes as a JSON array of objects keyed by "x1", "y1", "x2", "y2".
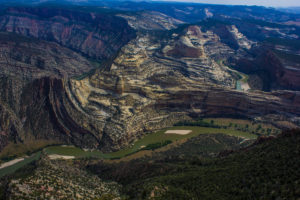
[
  {"x1": 0, "y1": 2, "x2": 299, "y2": 199},
  {"x1": 0, "y1": 5, "x2": 299, "y2": 153}
]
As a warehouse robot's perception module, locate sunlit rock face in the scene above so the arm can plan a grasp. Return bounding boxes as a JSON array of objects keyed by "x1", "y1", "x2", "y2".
[
  {"x1": 0, "y1": 7, "x2": 299, "y2": 152},
  {"x1": 117, "y1": 11, "x2": 184, "y2": 31},
  {"x1": 62, "y1": 20, "x2": 300, "y2": 151}
]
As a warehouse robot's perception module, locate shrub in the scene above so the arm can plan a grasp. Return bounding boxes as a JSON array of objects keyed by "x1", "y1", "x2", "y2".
[
  {"x1": 174, "y1": 120, "x2": 220, "y2": 128},
  {"x1": 142, "y1": 140, "x2": 172, "y2": 151}
]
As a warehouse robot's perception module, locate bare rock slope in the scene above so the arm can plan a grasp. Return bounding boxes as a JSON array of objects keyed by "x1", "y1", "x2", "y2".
[{"x1": 0, "y1": 8, "x2": 299, "y2": 152}]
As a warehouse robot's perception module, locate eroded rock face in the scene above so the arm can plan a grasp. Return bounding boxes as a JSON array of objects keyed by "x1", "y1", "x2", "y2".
[
  {"x1": 0, "y1": 32, "x2": 94, "y2": 79},
  {"x1": 53, "y1": 24, "x2": 299, "y2": 151},
  {"x1": 0, "y1": 31, "x2": 99, "y2": 150},
  {"x1": 234, "y1": 47, "x2": 300, "y2": 91},
  {"x1": 44, "y1": 71, "x2": 300, "y2": 152},
  {"x1": 4, "y1": 72, "x2": 297, "y2": 152},
  {"x1": 117, "y1": 11, "x2": 184, "y2": 31},
  {"x1": 0, "y1": 9, "x2": 299, "y2": 152},
  {"x1": 0, "y1": 7, "x2": 136, "y2": 60}
]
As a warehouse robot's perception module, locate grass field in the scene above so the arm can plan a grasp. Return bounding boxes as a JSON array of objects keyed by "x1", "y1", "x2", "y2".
[
  {"x1": 0, "y1": 140, "x2": 60, "y2": 162},
  {"x1": 107, "y1": 126, "x2": 256, "y2": 158},
  {"x1": 0, "y1": 118, "x2": 279, "y2": 173},
  {"x1": 94, "y1": 129, "x2": 300, "y2": 200},
  {"x1": 44, "y1": 124, "x2": 257, "y2": 159},
  {"x1": 0, "y1": 152, "x2": 41, "y2": 178},
  {"x1": 44, "y1": 146, "x2": 110, "y2": 159},
  {"x1": 202, "y1": 118, "x2": 280, "y2": 135}
]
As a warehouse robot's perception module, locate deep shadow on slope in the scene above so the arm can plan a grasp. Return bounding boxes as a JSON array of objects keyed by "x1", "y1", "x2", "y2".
[
  {"x1": 0, "y1": 7, "x2": 136, "y2": 60},
  {"x1": 88, "y1": 129, "x2": 300, "y2": 200}
]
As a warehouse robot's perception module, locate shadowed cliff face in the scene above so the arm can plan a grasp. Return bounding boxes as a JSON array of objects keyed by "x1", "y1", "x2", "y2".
[
  {"x1": 1, "y1": 74, "x2": 299, "y2": 152},
  {"x1": 19, "y1": 22, "x2": 297, "y2": 152},
  {"x1": 0, "y1": 32, "x2": 94, "y2": 79},
  {"x1": 0, "y1": 7, "x2": 299, "y2": 152},
  {"x1": 0, "y1": 7, "x2": 136, "y2": 60},
  {"x1": 12, "y1": 76, "x2": 299, "y2": 152},
  {"x1": 234, "y1": 47, "x2": 300, "y2": 91},
  {"x1": 0, "y1": 31, "x2": 98, "y2": 150}
]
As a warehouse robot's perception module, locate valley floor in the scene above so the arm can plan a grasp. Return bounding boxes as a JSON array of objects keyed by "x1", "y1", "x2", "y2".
[
  {"x1": 0, "y1": 118, "x2": 280, "y2": 178},
  {"x1": 0, "y1": 127, "x2": 299, "y2": 199}
]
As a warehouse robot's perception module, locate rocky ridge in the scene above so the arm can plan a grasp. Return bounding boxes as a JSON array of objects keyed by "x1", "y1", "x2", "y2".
[
  {"x1": 61, "y1": 22, "x2": 300, "y2": 150},
  {"x1": 0, "y1": 7, "x2": 136, "y2": 60},
  {"x1": 6, "y1": 154, "x2": 121, "y2": 200},
  {"x1": 0, "y1": 7, "x2": 299, "y2": 152}
]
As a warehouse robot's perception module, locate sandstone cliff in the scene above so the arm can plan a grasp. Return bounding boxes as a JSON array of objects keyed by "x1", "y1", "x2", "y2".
[
  {"x1": 0, "y1": 7, "x2": 136, "y2": 60},
  {"x1": 0, "y1": 8, "x2": 299, "y2": 152}
]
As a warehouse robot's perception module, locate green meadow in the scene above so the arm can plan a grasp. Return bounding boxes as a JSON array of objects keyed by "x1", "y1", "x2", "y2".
[
  {"x1": 44, "y1": 125, "x2": 257, "y2": 159},
  {"x1": 0, "y1": 152, "x2": 41, "y2": 178},
  {"x1": 1, "y1": 118, "x2": 278, "y2": 177}
]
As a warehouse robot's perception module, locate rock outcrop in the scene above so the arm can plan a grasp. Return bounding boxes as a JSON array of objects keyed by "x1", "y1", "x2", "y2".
[
  {"x1": 38, "y1": 23, "x2": 299, "y2": 151},
  {"x1": 7, "y1": 155, "x2": 121, "y2": 199},
  {"x1": 0, "y1": 32, "x2": 94, "y2": 79},
  {"x1": 0, "y1": 7, "x2": 299, "y2": 152},
  {"x1": 234, "y1": 46, "x2": 300, "y2": 91},
  {"x1": 0, "y1": 7, "x2": 136, "y2": 60}
]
